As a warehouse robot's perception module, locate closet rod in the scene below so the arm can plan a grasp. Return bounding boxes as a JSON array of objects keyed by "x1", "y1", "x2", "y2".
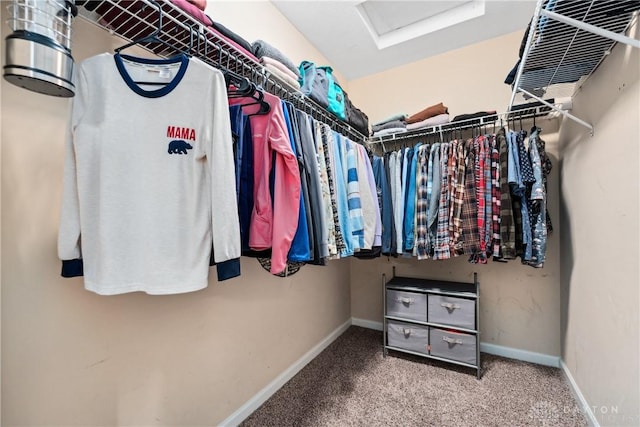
[{"x1": 76, "y1": 0, "x2": 368, "y2": 143}]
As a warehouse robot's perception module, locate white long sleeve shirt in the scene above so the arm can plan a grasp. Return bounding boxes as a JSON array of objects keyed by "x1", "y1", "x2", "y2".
[{"x1": 58, "y1": 53, "x2": 240, "y2": 295}]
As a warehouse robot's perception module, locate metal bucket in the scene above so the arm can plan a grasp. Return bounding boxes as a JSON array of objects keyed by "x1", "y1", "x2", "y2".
[{"x1": 4, "y1": 0, "x2": 77, "y2": 97}]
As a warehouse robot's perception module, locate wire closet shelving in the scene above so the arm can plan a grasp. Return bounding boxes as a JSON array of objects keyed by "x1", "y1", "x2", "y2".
[
  {"x1": 76, "y1": 0, "x2": 369, "y2": 143},
  {"x1": 508, "y1": 0, "x2": 640, "y2": 134}
]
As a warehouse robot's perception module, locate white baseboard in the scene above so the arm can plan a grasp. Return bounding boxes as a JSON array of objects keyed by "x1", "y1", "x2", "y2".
[
  {"x1": 352, "y1": 318, "x2": 560, "y2": 368},
  {"x1": 480, "y1": 343, "x2": 560, "y2": 368},
  {"x1": 560, "y1": 360, "x2": 599, "y2": 427},
  {"x1": 351, "y1": 317, "x2": 383, "y2": 331},
  {"x1": 219, "y1": 319, "x2": 352, "y2": 427}
]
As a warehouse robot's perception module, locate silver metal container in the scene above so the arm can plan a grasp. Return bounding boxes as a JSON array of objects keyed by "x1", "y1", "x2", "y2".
[{"x1": 4, "y1": 0, "x2": 77, "y2": 97}]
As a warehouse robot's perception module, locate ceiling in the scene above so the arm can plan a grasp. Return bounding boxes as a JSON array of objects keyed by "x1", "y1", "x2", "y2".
[{"x1": 271, "y1": 0, "x2": 537, "y2": 80}]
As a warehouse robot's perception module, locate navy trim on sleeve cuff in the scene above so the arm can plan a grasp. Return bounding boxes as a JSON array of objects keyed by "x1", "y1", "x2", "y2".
[
  {"x1": 61, "y1": 259, "x2": 84, "y2": 277},
  {"x1": 216, "y1": 258, "x2": 241, "y2": 281}
]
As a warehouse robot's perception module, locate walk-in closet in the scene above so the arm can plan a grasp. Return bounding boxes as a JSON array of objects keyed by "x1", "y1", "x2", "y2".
[{"x1": 1, "y1": 1, "x2": 638, "y2": 426}]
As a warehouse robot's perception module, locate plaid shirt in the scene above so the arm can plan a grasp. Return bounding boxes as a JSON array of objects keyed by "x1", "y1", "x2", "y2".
[
  {"x1": 475, "y1": 136, "x2": 487, "y2": 263},
  {"x1": 426, "y1": 143, "x2": 441, "y2": 257},
  {"x1": 447, "y1": 140, "x2": 458, "y2": 246},
  {"x1": 433, "y1": 143, "x2": 451, "y2": 260},
  {"x1": 483, "y1": 136, "x2": 492, "y2": 256},
  {"x1": 498, "y1": 129, "x2": 516, "y2": 259},
  {"x1": 414, "y1": 145, "x2": 430, "y2": 259},
  {"x1": 449, "y1": 140, "x2": 467, "y2": 255},
  {"x1": 462, "y1": 142, "x2": 480, "y2": 260},
  {"x1": 490, "y1": 135, "x2": 502, "y2": 259}
]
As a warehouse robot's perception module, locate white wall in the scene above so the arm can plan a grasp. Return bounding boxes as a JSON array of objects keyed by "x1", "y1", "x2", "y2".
[
  {"x1": 348, "y1": 31, "x2": 564, "y2": 357},
  {"x1": 558, "y1": 23, "x2": 640, "y2": 427},
  {"x1": 1, "y1": 2, "x2": 351, "y2": 425}
]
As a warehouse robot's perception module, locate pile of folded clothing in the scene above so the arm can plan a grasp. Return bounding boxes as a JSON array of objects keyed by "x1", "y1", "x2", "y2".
[
  {"x1": 252, "y1": 40, "x2": 301, "y2": 90},
  {"x1": 371, "y1": 113, "x2": 408, "y2": 137},
  {"x1": 450, "y1": 110, "x2": 498, "y2": 125},
  {"x1": 405, "y1": 102, "x2": 450, "y2": 130}
]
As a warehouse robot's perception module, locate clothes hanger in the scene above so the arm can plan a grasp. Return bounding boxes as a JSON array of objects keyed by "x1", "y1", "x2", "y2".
[
  {"x1": 240, "y1": 88, "x2": 271, "y2": 116},
  {"x1": 114, "y1": 1, "x2": 185, "y2": 57},
  {"x1": 114, "y1": 1, "x2": 191, "y2": 87}
]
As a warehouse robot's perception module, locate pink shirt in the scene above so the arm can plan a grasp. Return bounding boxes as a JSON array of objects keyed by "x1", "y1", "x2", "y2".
[{"x1": 229, "y1": 93, "x2": 301, "y2": 274}]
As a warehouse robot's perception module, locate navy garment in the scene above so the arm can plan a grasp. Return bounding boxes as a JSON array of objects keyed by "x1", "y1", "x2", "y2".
[
  {"x1": 383, "y1": 152, "x2": 397, "y2": 256},
  {"x1": 229, "y1": 105, "x2": 255, "y2": 254},
  {"x1": 373, "y1": 155, "x2": 394, "y2": 256},
  {"x1": 289, "y1": 105, "x2": 316, "y2": 262},
  {"x1": 282, "y1": 101, "x2": 312, "y2": 262}
]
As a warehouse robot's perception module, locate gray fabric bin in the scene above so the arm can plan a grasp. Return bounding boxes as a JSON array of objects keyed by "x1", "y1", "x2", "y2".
[
  {"x1": 429, "y1": 328, "x2": 477, "y2": 365},
  {"x1": 386, "y1": 289, "x2": 427, "y2": 322},
  {"x1": 428, "y1": 294, "x2": 475, "y2": 329},
  {"x1": 387, "y1": 321, "x2": 429, "y2": 354}
]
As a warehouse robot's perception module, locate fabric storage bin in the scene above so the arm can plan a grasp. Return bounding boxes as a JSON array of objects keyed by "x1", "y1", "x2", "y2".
[
  {"x1": 387, "y1": 321, "x2": 429, "y2": 354},
  {"x1": 428, "y1": 294, "x2": 475, "y2": 329},
  {"x1": 386, "y1": 289, "x2": 427, "y2": 322},
  {"x1": 429, "y1": 328, "x2": 477, "y2": 365}
]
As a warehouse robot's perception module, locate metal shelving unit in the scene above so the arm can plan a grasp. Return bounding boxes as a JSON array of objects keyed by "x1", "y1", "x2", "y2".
[
  {"x1": 508, "y1": 0, "x2": 640, "y2": 134},
  {"x1": 76, "y1": 0, "x2": 368, "y2": 143}
]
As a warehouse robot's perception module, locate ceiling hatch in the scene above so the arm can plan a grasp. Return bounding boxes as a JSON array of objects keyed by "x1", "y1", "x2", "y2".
[{"x1": 356, "y1": 0, "x2": 487, "y2": 50}]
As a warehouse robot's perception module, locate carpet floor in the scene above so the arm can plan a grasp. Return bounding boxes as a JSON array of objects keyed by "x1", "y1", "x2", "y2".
[{"x1": 241, "y1": 326, "x2": 587, "y2": 427}]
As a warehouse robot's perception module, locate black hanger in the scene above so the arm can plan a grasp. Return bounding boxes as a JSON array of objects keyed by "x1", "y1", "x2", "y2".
[
  {"x1": 239, "y1": 88, "x2": 270, "y2": 117},
  {"x1": 225, "y1": 70, "x2": 253, "y2": 96},
  {"x1": 114, "y1": 1, "x2": 190, "y2": 87},
  {"x1": 115, "y1": 1, "x2": 184, "y2": 57}
]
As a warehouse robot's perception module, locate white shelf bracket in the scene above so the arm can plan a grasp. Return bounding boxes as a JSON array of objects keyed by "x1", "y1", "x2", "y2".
[{"x1": 517, "y1": 88, "x2": 594, "y2": 136}]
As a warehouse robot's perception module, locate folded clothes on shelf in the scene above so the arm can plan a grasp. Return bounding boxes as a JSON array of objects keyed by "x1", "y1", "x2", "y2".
[
  {"x1": 186, "y1": 0, "x2": 206, "y2": 11},
  {"x1": 261, "y1": 56, "x2": 299, "y2": 83},
  {"x1": 371, "y1": 119, "x2": 406, "y2": 133},
  {"x1": 451, "y1": 110, "x2": 497, "y2": 123},
  {"x1": 406, "y1": 102, "x2": 448, "y2": 124},
  {"x1": 252, "y1": 40, "x2": 301, "y2": 78},
  {"x1": 405, "y1": 113, "x2": 450, "y2": 130},
  {"x1": 210, "y1": 20, "x2": 254, "y2": 55},
  {"x1": 373, "y1": 113, "x2": 408, "y2": 127},
  {"x1": 264, "y1": 63, "x2": 301, "y2": 90},
  {"x1": 372, "y1": 127, "x2": 408, "y2": 137}
]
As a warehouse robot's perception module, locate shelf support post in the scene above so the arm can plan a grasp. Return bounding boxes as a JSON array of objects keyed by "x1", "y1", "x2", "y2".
[{"x1": 508, "y1": 0, "x2": 544, "y2": 111}]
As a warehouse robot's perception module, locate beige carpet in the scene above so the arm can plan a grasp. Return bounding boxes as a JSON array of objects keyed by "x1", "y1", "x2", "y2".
[{"x1": 241, "y1": 326, "x2": 587, "y2": 427}]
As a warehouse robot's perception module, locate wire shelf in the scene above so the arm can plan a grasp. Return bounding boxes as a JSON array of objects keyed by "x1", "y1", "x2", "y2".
[
  {"x1": 368, "y1": 104, "x2": 556, "y2": 149},
  {"x1": 508, "y1": 0, "x2": 639, "y2": 129},
  {"x1": 76, "y1": 0, "x2": 368, "y2": 143}
]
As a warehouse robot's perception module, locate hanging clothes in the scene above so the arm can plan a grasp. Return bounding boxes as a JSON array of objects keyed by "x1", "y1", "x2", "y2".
[
  {"x1": 229, "y1": 91, "x2": 301, "y2": 275},
  {"x1": 314, "y1": 122, "x2": 338, "y2": 257},
  {"x1": 370, "y1": 124, "x2": 550, "y2": 269},
  {"x1": 282, "y1": 101, "x2": 312, "y2": 263},
  {"x1": 373, "y1": 155, "x2": 394, "y2": 256},
  {"x1": 527, "y1": 127, "x2": 549, "y2": 268},
  {"x1": 229, "y1": 105, "x2": 255, "y2": 255},
  {"x1": 299, "y1": 113, "x2": 329, "y2": 263},
  {"x1": 59, "y1": 53, "x2": 241, "y2": 295},
  {"x1": 498, "y1": 128, "x2": 516, "y2": 259},
  {"x1": 403, "y1": 144, "x2": 420, "y2": 253}
]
